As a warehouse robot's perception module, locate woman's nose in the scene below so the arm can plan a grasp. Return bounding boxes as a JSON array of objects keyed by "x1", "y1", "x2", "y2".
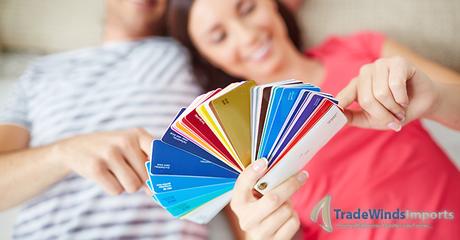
[{"x1": 230, "y1": 21, "x2": 258, "y2": 47}]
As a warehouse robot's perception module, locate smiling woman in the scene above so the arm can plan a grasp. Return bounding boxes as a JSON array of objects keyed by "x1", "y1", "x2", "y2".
[
  {"x1": 166, "y1": 0, "x2": 460, "y2": 239},
  {"x1": 167, "y1": 0, "x2": 302, "y2": 91},
  {"x1": 188, "y1": 0, "x2": 295, "y2": 78}
]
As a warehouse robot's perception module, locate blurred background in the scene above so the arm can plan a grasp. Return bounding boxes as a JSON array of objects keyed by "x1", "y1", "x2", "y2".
[{"x1": 0, "y1": 0, "x2": 459, "y2": 239}]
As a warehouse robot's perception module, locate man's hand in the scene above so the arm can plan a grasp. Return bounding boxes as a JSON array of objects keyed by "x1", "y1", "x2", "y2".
[{"x1": 52, "y1": 128, "x2": 152, "y2": 195}]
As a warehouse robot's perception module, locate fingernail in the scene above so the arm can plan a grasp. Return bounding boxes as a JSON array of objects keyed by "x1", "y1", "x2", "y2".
[
  {"x1": 297, "y1": 171, "x2": 309, "y2": 183},
  {"x1": 401, "y1": 102, "x2": 409, "y2": 108},
  {"x1": 396, "y1": 112, "x2": 406, "y2": 122},
  {"x1": 252, "y1": 158, "x2": 268, "y2": 172},
  {"x1": 387, "y1": 122, "x2": 402, "y2": 132}
]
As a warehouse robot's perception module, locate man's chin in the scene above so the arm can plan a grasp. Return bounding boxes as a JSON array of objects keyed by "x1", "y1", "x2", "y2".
[
  {"x1": 125, "y1": 0, "x2": 166, "y2": 17},
  {"x1": 127, "y1": 0, "x2": 159, "y2": 9}
]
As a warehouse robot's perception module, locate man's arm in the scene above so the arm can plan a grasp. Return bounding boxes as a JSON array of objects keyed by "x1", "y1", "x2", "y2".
[
  {"x1": 0, "y1": 125, "x2": 153, "y2": 211},
  {"x1": 0, "y1": 125, "x2": 70, "y2": 210}
]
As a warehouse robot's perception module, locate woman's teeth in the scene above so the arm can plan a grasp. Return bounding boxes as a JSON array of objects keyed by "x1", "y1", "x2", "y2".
[{"x1": 249, "y1": 41, "x2": 271, "y2": 62}]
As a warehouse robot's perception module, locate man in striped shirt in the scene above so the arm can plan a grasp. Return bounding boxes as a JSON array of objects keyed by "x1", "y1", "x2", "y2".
[{"x1": 0, "y1": 0, "x2": 208, "y2": 239}]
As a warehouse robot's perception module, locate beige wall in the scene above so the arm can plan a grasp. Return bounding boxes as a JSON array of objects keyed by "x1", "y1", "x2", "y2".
[
  {"x1": 0, "y1": 0, "x2": 104, "y2": 53},
  {"x1": 1, "y1": 0, "x2": 459, "y2": 72},
  {"x1": 299, "y1": 0, "x2": 460, "y2": 72}
]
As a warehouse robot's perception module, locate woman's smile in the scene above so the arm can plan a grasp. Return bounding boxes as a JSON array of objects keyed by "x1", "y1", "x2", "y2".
[{"x1": 244, "y1": 36, "x2": 273, "y2": 63}]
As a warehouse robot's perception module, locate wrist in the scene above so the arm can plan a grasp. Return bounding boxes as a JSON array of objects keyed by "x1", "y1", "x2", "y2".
[
  {"x1": 47, "y1": 142, "x2": 71, "y2": 175},
  {"x1": 424, "y1": 80, "x2": 443, "y2": 121}
]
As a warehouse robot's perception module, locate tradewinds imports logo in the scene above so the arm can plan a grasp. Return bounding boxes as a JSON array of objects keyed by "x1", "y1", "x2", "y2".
[
  {"x1": 310, "y1": 195, "x2": 333, "y2": 232},
  {"x1": 310, "y1": 194, "x2": 455, "y2": 233}
]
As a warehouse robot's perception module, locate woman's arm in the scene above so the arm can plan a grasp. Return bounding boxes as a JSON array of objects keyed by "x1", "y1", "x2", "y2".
[
  {"x1": 382, "y1": 39, "x2": 460, "y2": 129},
  {"x1": 337, "y1": 39, "x2": 460, "y2": 131}
]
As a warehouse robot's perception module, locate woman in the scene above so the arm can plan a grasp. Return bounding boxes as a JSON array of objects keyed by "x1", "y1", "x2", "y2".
[{"x1": 167, "y1": 0, "x2": 460, "y2": 239}]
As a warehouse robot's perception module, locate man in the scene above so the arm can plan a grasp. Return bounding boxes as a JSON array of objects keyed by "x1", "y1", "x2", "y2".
[{"x1": 0, "y1": 0, "x2": 207, "y2": 239}]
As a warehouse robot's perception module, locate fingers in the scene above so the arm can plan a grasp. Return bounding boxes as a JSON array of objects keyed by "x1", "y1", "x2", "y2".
[
  {"x1": 119, "y1": 128, "x2": 151, "y2": 185},
  {"x1": 238, "y1": 171, "x2": 308, "y2": 231},
  {"x1": 253, "y1": 171, "x2": 308, "y2": 219},
  {"x1": 94, "y1": 169, "x2": 124, "y2": 195},
  {"x1": 254, "y1": 203, "x2": 295, "y2": 238},
  {"x1": 340, "y1": 57, "x2": 417, "y2": 131},
  {"x1": 63, "y1": 129, "x2": 153, "y2": 196},
  {"x1": 232, "y1": 158, "x2": 268, "y2": 205},
  {"x1": 388, "y1": 57, "x2": 413, "y2": 108},
  {"x1": 134, "y1": 128, "x2": 153, "y2": 155},
  {"x1": 102, "y1": 129, "x2": 152, "y2": 193},
  {"x1": 373, "y1": 60, "x2": 406, "y2": 121},
  {"x1": 273, "y1": 213, "x2": 301, "y2": 240},
  {"x1": 257, "y1": 171, "x2": 308, "y2": 211},
  {"x1": 108, "y1": 149, "x2": 143, "y2": 193},
  {"x1": 124, "y1": 141, "x2": 149, "y2": 182},
  {"x1": 342, "y1": 109, "x2": 369, "y2": 129},
  {"x1": 357, "y1": 65, "x2": 399, "y2": 129}
]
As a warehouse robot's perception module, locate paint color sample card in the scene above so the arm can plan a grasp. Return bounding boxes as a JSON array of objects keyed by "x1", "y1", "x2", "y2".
[{"x1": 145, "y1": 80, "x2": 347, "y2": 224}]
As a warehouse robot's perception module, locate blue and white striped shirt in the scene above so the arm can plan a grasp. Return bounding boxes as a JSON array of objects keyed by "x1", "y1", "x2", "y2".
[{"x1": 0, "y1": 37, "x2": 208, "y2": 240}]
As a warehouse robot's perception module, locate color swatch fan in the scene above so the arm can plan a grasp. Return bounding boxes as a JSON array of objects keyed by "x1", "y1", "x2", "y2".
[{"x1": 144, "y1": 80, "x2": 347, "y2": 224}]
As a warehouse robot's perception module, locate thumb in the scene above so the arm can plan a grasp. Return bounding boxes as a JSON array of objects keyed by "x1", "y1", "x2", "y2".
[
  {"x1": 343, "y1": 109, "x2": 379, "y2": 129},
  {"x1": 233, "y1": 158, "x2": 268, "y2": 204}
]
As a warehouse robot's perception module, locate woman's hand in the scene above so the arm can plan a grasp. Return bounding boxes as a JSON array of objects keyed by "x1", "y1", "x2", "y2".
[
  {"x1": 230, "y1": 158, "x2": 308, "y2": 240},
  {"x1": 337, "y1": 57, "x2": 440, "y2": 131}
]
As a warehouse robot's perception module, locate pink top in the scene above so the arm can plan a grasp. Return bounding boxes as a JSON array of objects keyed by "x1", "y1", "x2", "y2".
[{"x1": 293, "y1": 32, "x2": 460, "y2": 240}]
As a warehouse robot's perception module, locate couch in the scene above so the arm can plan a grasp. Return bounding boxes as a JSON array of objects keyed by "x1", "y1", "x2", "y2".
[{"x1": 0, "y1": 0, "x2": 459, "y2": 239}]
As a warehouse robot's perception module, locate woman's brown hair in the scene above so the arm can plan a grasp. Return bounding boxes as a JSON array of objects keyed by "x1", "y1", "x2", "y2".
[{"x1": 167, "y1": 0, "x2": 303, "y2": 91}]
